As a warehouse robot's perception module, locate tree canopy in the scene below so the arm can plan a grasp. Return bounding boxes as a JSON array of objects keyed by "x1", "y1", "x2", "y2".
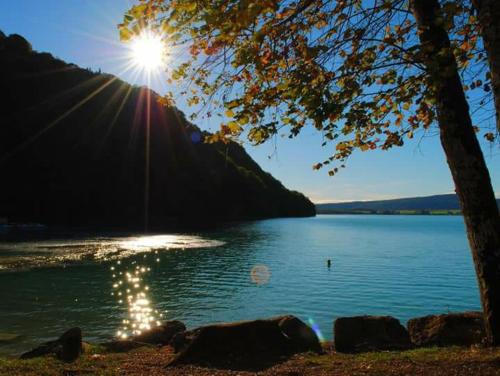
[{"x1": 119, "y1": 0, "x2": 495, "y2": 176}]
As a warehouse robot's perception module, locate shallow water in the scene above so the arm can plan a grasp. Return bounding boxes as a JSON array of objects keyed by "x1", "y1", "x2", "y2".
[{"x1": 0, "y1": 215, "x2": 480, "y2": 355}]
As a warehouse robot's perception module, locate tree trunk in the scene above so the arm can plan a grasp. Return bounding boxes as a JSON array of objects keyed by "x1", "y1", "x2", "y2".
[
  {"x1": 473, "y1": 0, "x2": 500, "y2": 133},
  {"x1": 411, "y1": 0, "x2": 500, "y2": 346}
]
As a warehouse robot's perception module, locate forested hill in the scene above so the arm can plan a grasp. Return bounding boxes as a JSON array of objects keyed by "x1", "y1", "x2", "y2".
[
  {"x1": 316, "y1": 194, "x2": 500, "y2": 215},
  {"x1": 0, "y1": 32, "x2": 315, "y2": 229}
]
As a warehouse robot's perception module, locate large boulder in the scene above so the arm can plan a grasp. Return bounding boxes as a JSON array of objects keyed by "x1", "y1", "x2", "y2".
[
  {"x1": 407, "y1": 312, "x2": 485, "y2": 347},
  {"x1": 334, "y1": 316, "x2": 411, "y2": 353},
  {"x1": 278, "y1": 315, "x2": 323, "y2": 353},
  {"x1": 169, "y1": 315, "x2": 321, "y2": 370},
  {"x1": 20, "y1": 327, "x2": 82, "y2": 362},
  {"x1": 132, "y1": 320, "x2": 185, "y2": 345}
]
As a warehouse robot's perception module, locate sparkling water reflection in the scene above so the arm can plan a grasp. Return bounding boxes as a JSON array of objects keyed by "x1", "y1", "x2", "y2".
[
  {"x1": 0, "y1": 234, "x2": 224, "y2": 271},
  {"x1": 112, "y1": 260, "x2": 163, "y2": 339}
]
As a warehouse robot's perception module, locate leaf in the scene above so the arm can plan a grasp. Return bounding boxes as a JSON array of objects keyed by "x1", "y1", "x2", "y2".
[
  {"x1": 228, "y1": 121, "x2": 241, "y2": 133},
  {"x1": 119, "y1": 27, "x2": 133, "y2": 42},
  {"x1": 238, "y1": 116, "x2": 249, "y2": 125}
]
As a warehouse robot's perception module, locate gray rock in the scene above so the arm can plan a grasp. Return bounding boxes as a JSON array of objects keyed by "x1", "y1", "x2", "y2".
[
  {"x1": 334, "y1": 315, "x2": 411, "y2": 353},
  {"x1": 407, "y1": 311, "x2": 485, "y2": 347}
]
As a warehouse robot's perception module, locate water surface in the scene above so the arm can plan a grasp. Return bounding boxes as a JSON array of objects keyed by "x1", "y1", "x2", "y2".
[{"x1": 0, "y1": 215, "x2": 480, "y2": 355}]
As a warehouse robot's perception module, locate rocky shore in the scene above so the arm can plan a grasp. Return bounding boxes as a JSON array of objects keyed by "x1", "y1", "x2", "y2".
[{"x1": 2, "y1": 312, "x2": 495, "y2": 375}]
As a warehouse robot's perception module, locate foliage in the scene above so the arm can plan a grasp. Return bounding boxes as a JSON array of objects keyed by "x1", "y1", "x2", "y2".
[{"x1": 119, "y1": 0, "x2": 496, "y2": 175}]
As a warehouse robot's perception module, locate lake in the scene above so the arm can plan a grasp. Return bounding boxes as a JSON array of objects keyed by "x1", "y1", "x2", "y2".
[{"x1": 0, "y1": 215, "x2": 481, "y2": 356}]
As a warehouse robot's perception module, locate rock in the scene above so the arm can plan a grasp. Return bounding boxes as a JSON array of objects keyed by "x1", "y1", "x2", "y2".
[
  {"x1": 334, "y1": 316, "x2": 411, "y2": 353},
  {"x1": 20, "y1": 340, "x2": 59, "y2": 359},
  {"x1": 170, "y1": 331, "x2": 193, "y2": 353},
  {"x1": 20, "y1": 327, "x2": 82, "y2": 362},
  {"x1": 132, "y1": 320, "x2": 186, "y2": 345},
  {"x1": 407, "y1": 312, "x2": 485, "y2": 347},
  {"x1": 278, "y1": 315, "x2": 323, "y2": 354},
  {"x1": 100, "y1": 340, "x2": 152, "y2": 353},
  {"x1": 169, "y1": 316, "x2": 321, "y2": 370},
  {"x1": 57, "y1": 327, "x2": 82, "y2": 362}
]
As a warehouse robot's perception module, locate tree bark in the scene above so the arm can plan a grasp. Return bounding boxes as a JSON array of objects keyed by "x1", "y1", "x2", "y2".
[
  {"x1": 473, "y1": 0, "x2": 500, "y2": 133},
  {"x1": 411, "y1": 0, "x2": 500, "y2": 346}
]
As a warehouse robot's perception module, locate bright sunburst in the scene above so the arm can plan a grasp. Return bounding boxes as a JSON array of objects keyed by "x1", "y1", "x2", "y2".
[{"x1": 130, "y1": 31, "x2": 165, "y2": 72}]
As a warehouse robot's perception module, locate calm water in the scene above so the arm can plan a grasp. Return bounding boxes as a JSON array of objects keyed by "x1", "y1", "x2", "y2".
[{"x1": 0, "y1": 215, "x2": 481, "y2": 355}]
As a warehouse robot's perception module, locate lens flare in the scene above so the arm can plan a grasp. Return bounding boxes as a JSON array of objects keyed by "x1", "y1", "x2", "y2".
[
  {"x1": 250, "y1": 264, "x2": 271, "y2": 285},
  {"x1": 307, "y1": 317, "x2": 325, "y2": 342}
]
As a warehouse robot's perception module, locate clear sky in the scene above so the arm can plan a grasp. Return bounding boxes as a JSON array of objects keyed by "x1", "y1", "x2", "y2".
[{"x1": 1, "y1": 0, "x2": 499, "y2": 203}]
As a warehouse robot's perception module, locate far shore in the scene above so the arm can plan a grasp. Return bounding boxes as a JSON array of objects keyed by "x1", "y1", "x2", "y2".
[{"x1": 317, "y1": 210, "x2": 462, "y2": 215}]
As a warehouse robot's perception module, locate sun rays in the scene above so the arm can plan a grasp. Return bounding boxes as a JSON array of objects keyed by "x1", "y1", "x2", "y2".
[
  {"x1": 130, "y1": 31, "x2": 166, "y2": 72},
  {"x1": 0, "y1": 25, "x2": 171, "y2": 232}
]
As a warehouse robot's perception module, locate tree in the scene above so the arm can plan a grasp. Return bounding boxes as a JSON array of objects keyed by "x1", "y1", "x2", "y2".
[
  {"x1": 472, "y1": 0, "x2": 500, "y2": 134},
  {"x1": 411, "y1": 0, "x2": 500, "y2": 346},
  {"x1": 121, "y1": 0, "x2": 500, "y2": 344}
]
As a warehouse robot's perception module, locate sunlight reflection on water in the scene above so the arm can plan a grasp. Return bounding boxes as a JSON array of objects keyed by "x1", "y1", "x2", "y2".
[
  {"x1": 111, "y1": 259, "x2": 164, "y2": 339},
  {"x1": 0, "y1": 234, "x2": 225, "y2": 271}
]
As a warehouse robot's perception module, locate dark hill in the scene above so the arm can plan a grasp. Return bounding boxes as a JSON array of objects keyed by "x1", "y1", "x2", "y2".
[
  {"x1": 316, "y1": 194, "x2": 500, "y2": 214},
  {"x1": 0, "y1": 32, "x2": 315, "y2": 229}
]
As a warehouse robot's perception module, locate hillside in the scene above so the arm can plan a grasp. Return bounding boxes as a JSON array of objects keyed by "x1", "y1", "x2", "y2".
[
  {"x1": 0, "y1": 32, "x2": 315, "y2": 229},
  {"x1": 316, "y1": 194, "x2": 500, "y2": 214}
]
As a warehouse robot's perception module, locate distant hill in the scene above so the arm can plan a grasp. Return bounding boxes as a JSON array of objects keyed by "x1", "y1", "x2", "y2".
[
  {"x1": 316, "y1": 194, "x2": 500, "y2": 214},
  {"x1": 0, "y1": 32, "x2": 315, "y2": 229}
]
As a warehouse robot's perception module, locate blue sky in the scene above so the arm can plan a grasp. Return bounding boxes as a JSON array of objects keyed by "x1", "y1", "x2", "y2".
[{"x1": 1, "y1": 0, "x2": 499, "y2": 203}]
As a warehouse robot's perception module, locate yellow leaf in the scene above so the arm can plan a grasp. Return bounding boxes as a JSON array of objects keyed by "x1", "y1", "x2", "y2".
[
  {"x1": 228, "y1": 121, "x2": 241, "y2": 133},
  {"x1": 119, "y1": 27, "x2": 132, "y2": 42},
  {"x1": 238, "y1": 116, "x2": 249, "y2": 125}
]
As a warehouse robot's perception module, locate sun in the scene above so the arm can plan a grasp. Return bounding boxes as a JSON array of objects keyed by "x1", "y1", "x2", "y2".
[{"x1": 130, "y1": 31, "x2": 165, "y2": 71}]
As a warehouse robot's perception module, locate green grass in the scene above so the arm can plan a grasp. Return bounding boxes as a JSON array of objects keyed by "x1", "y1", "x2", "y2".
[
  {"x1": 2, "y1": 345, "x2": 500, "y2": 375},
  {"x1": 0, "y1": 346, "x2": 129, "y2": 376}
]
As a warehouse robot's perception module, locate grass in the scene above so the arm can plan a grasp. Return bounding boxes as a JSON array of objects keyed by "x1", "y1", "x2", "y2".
[{"x1": 2, "y1": 345, "x2": 500, "y2": 375}]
